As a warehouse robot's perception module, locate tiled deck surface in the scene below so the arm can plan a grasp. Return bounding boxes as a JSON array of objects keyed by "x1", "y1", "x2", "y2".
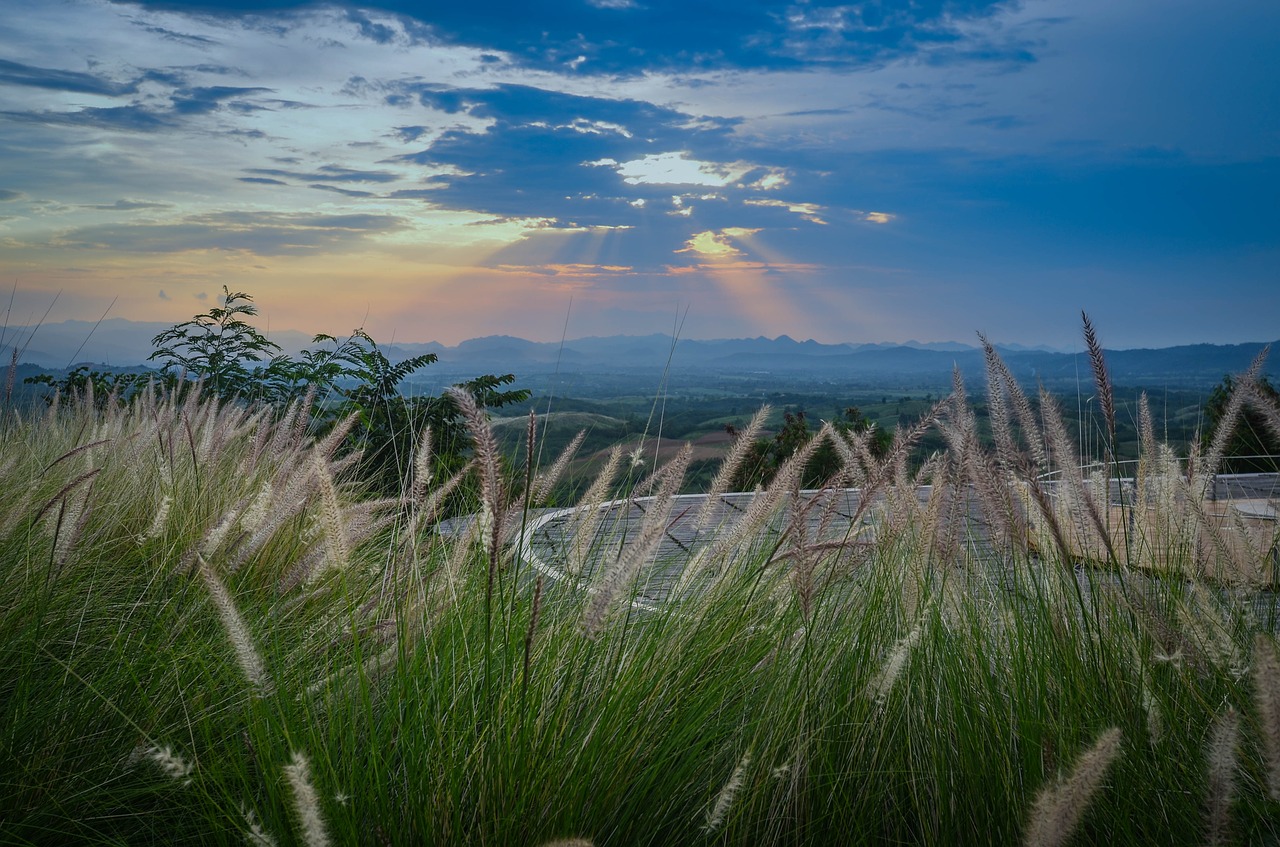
[{"x1": 438, "y1": 473, "x2": 1278, "y2": 603}]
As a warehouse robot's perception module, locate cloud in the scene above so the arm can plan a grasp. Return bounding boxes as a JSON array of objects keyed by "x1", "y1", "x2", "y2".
[
  {"x1": 238, "y1": 177, "x2": 289, "y2": 185},
  {"x1": 862, "y1": 212, "x2": 895, "y2": 224},
  {"x1": 308, "y1": 184, "x2": 376, "y2": 197},
  {"x1": 81, "y1": 199, "x2": 173, "y2": 211},
  {"x1": 0, "y1": 58, "x2": 138, "y2": 96},
  {"x1": 676, "y1": 227, "x2": 760, "y2": 258},
  {"x1": 0, "y1": 189, "x2": 24, "y2": 202},
  {"x1": 744, "y1": 198, "x2": 826, "y2": 224},
  {"x1": 115, "y1": 0, "x2": 1021, "y2": 76},
  {"x1": 244, "y1": 165, "x2": 399, "y2": 183},
  {"x1": 53, "y1": 211, "x2": 408, "y2": 256},
  {"x1": 345, "y1": 9, "x2": 401, "y2": 45},
  {"x1": 385, "y1": 83, "x2": 800, "y2": 231},
  {"x1": 593, "y1": 152, "x2": 750, "y2": 187},
  {"x1": 170, "y1": 85, "x2": 274, "y2": 115},
  {"x1": 139, "y1": 24, "x2": 220, "y2": 47},
  {"x1": 0, "y1": 105, "x2": 176, "y2": 132}
]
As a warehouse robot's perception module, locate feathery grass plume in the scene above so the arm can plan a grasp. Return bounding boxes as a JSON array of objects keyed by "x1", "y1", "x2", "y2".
[
  {"x1": 201, "y1": 506, "x2": 242, "y2": 558},
  {"x1": 195, "y1": 551, "x2": 272, "y2": 695},
  {"x1": 283, "y1": 495, "x2": 400, "y2": 591},
  {"x1": 704, "y1": 751, "x2": 751, "y2": 834},
  {"x1": 1022, "y1": 726, "x2": 1122, "y2": 847},
  {"x1": 447, "y1": 386, "x2": 505, "y2": 566},
  {"x1": 826, "y1": 425, "x2": 872, "y2": 489},
  {"x1": 138, "y1": 493, "x2": 173, "y2": 544},
  {"x1": 568, "y1": 445, "x2": 624, "y2": 577},
  {"x1": 530, "y1": 428, "x2": 586, "y2": 504},
  {"x1": 866, "y1": 617, "x2": 927, "y2": 706},
  {"x1": 1185, "y1": 493, "x2": 1247, "y2": 585},
  {"x1": 242, "y1": 406, "x2": 273, "y2": 476},
  {"x1": 1254, "y1": 634, "x2": 1280, "y2": 800},
  {"x1": 48, "y1": 480, "x2": 95, "y2": 568},
  {"x1": 981, "y1": 334, "x2": 1047, "y2": 470},
  {"x1": 1081, "y1": 311, "x2": 1116, "y2": 451},
  {"x1": 294, "y1": 382, "x2": 316, "y2": 446},
  {"x1": 1140, "y1": 680, "x2": 1162, "y2": 746},
  {"x1": 231, "y1": 452, "x2": 325, "y2": 570},
  {"x1": 582, "y1": 443, "x2": 690, "y2": 638},
  {"x1": 523, "y1": 408, "x2": 537, "y2": 493},
  {"x1": 981, "y1": 335, "x2": 1019, "y2": 474},
  {"x1": 1201, "y1": 346, "x2": 1268, "y2": 490},
  {"x1": 1205, "y1": 707, "x2": 1240, "y2": 847},
  {"x1": 1241, "y1": 376, "x2": 1280, "y2": 446},
  {"x1": 311, "y1": 411, "x2": 360, "y2": 464},
  {"x1": 407, "y1": 459, "x2": 473, "y2": 537},
  {"x1": 700, "y1": 430, "x2": 825, "y2": 569},
  {"x1": 536, "y1": 840, "x2": 593, "y2": 847},
  {"x1": 266, "y1": 397, "x2": 304, "y2": 459},
  {"x1": 1137, "y1": 392, "x2": 1157, "y2": 473},
  {"x1": 522, "y1": 574, "x2": 545, "y2": 693},
  {"x1": 284, "y1": 751, "x2": 330, "y2": 847},
  {"x1": 407, "y1": 424, "x2": 433, "y2": 504},
  {"x1": 242, "y1": 805, "x2": 279, "y2": 847},
  {"x1": 145, "y1": 744, "x2": 194, "y2": 786},
  {"x1": 1039, "y1": 388, "x2": 1115, "y2": 562},
  {"x1": 313, "y1": 452, "x2": 351, "y2": 578},
  {"x1": 240, "y1": 480, "x2": 273, "y2": 536},
  {"x1": 695, "y1": 403, "x2": 771, "y2": 531},
  {"x1": 4, "y1": 345, "x2": 16, "y2": 404}
]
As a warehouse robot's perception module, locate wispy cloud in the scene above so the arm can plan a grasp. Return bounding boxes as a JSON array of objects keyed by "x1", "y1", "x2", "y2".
[
  {"x1": 52, "y1": 211, "x2": 407, "y2": 256},
  {"x1": 0, "y1": 58, "x2": 138, "y2": 96}
]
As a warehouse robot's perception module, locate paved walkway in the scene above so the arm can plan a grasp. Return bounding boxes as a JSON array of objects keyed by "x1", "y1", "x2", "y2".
[{"x1": 440, "y1": 473, "x2": 1279, "y2": 602}]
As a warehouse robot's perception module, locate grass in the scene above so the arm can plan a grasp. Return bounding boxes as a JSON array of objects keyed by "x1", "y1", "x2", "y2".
[{"x1": 1, "y1": 337, "x2": 1280, "y2": 846}]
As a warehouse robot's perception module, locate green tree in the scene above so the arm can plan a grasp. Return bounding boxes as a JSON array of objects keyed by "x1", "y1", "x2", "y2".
[
  {"x1": 148, "y1": 287, "x2": 297, "y2": 402},
  {"x1": 143, "y1": 289, "x2": 528, "y2": 504},
  {"x1": 24, "y1": 366, "x2": 158, "y2": 407}
]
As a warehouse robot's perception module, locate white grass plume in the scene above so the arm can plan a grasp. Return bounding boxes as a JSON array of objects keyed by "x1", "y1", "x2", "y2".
[
  {"x1": 1254, "y1": 634, "x2": 1280, "y2": 801},
  {"x1": 241, "y1": 805, "x2": 278, "y2": 847},
  {"x1": 1201, "y1": 345, "x2": 1268, "y2": 491},
  {"x1": 138, "y1": 493, "x2": 173, "y2": 545},
  {"x1": 582, "y1": 444, "x2": 690, "y2": 638},
  {"x1": 313, "y1": 452, "x2": 351, "y2": 578},
  {"x1": 447, "y1": 386, "x2": 504, "y2": 563},
  {"x1": 699, "y1": 429, "x2": 825, "y2": 568},
  {"x1": 703, "y1": 751, "x2": 751, "y2": 833},
  {"x1": 284, "y1": 750, "x2": 330, "y2": 847},
  {"x1": 695, "y1": 404, "x2": 770, "y2": 531},
  {"x1": 1022, "y1": 726, "x2": 1122, "y2": 847},
  {"x1": 408, "y1": 424, "x2": 433, "y2": 504},
  {"x1": 568, "y1": 445, "x2": 624, "y2": 577},
  {"x1": 144, "y1": 744, "x2": 193, "y2": 786},
  {"x1": 1205, "y1": 707, "x2": 1240, "y2": 847},
  {"x1": 866, "y1": 617, "x2": 927, "y2": 706},
  {"x1": 196, "y1": 551, "x2": 272, "y2": 695},
  {"x1": 530, "y1": 428, "x2": 586, "y2": 504}
]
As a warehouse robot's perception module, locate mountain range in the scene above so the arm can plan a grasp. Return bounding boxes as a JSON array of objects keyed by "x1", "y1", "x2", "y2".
[{"x1": 3, "y1": 318, "x2": 1275, "y2": 389}]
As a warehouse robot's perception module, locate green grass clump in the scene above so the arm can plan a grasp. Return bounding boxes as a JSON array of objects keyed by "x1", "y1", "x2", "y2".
[{"x1": 2, "y1": 340, "x2": 1280, "y2": 846}]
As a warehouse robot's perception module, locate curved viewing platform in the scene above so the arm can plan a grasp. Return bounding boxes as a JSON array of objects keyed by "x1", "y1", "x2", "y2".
[{"x1": 440, "y1": 472, "x2": 1280, "y2": 603}]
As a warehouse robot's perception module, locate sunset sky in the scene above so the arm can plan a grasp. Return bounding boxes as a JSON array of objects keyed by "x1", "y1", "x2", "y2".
[{"x1": 1, "y1": 0, "x2": 1277, "y2": 349}]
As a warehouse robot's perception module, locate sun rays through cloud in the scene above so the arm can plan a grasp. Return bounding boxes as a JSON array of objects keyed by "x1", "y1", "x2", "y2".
[{"x1": 0, "y1": 0, "x2": 1275, "y2": 348}]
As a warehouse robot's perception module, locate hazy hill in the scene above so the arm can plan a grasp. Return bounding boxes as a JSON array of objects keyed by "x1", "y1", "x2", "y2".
[{"x1": 4, "y1": 318, "x2": 1275, "y2": 390}]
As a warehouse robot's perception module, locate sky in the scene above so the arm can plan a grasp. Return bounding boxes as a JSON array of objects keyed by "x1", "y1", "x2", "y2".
[{"x1": 1, "y1": 0, "x2": 1277, "y2": 350}]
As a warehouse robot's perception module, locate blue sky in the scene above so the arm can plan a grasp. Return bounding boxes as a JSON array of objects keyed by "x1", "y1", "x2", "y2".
[{"x1": 1, "y1": 0, "x2": 1276, "y2": 348}]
